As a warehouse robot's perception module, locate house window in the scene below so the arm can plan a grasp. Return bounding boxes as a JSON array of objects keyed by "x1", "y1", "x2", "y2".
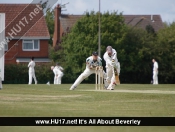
[
  {"x1": 22, "y1": 40, "x2": 40, "y2": 51},
  {"x1": 5, "y1": 43, "x2": 8, "y2": 51}
]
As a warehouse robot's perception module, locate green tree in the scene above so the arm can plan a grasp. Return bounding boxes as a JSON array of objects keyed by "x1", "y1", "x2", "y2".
[
  {"x1": 117, "y1": 27, "x2": 156, "y2": 83},
  {"x1": 50, "y1": 10, "x2": 175, "y2": 84},
  {"x1": 45, "y1": 9, "x2": 54, "y2": 45},
  {"x1": 57, "y1": 11, "x2": 127, "y2": 83},
  {"x1": 155, "y1": 22, "x2": 175, "y2": 83},
  {"x1": 39, "y1": 0, "x2": 49, "y2": 9},
  {"x1": 146, "y1": 24, "x2": 155, "y2": 34}
]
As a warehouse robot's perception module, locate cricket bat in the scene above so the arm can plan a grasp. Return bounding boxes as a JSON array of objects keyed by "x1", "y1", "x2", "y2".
[{"x1": 114, "y1": 68, "x2": 120, "y2": 85}]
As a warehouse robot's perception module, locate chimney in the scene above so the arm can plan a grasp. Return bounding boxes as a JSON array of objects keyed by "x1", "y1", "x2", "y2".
[
  {"x1": 53, "y1": 5, "x2": 61, "y2": 47},
  {"x1": 151, "y1": 15, "x2": 155, "y2": 22}
]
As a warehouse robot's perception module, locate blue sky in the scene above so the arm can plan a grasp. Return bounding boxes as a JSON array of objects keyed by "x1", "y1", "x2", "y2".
[{"x1": 1, "y1": 0, "x2": 175, "y2": 23}]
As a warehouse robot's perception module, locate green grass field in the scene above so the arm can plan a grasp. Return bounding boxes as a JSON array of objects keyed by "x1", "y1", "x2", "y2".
[{"x1": 0, "y1": 84, "x2": 175, "y2": 132}]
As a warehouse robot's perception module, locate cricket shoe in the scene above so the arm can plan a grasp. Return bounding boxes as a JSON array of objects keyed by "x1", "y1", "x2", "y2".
[
  {"x1": 107, "y1": 82, "x2": 116, "y2": 90},
  {"x1": 107, "y1": 87, "x2": 114, "y2": 90},
  {"x1": 70, "y1": 85, "x2": 76, "y2": 90}
]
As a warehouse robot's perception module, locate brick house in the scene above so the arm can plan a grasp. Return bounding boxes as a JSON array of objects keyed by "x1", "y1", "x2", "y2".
[
  {"x1": 0, "y1": 4, "x2": 50, "y2": 64},
  {"x1": 53, "y1": 5, "x2": 164, "y2": 47}
]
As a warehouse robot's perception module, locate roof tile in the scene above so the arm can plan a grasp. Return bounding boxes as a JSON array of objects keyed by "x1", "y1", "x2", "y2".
[
  {"x1": 0, "y1": 4, "x2": 50, "y2": 38},
  {"x1": 60, "y1": 14, "x2": 164, "y2": 32}
]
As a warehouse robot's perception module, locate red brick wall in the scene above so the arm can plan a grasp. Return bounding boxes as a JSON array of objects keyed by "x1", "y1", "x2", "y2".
[
  {"x1": 5, "y1": 39, "x2": 49, "y2": 64},
  {"x1": 5, "y1": 40, "x2": 19, "y2": 64}
]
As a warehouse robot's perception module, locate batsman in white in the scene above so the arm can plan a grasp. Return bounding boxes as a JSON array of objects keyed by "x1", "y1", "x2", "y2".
[
  {"x1": 103, "y1": 46, "x2": 120, "y2": 90},
  {"x1": 152, "y1": 59, "x2": 158, "y2": 84},
  {"x1": 28, "y1": 57, "x2": 37, "y2": 85},
  {"x1": 70, "y1": 51, "x2": 107, "y2": 90}
]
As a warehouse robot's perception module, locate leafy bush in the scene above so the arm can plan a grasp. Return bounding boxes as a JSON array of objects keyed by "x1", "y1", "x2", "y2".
[{"x1": 4, "y1": 63, "x2": 55, "y2": 84}]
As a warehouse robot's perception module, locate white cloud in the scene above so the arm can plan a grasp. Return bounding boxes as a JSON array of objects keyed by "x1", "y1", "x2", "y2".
[
  {"x1": 64, "y1": 0, "x2": 98, "y2": 14},
  {"x1": 69, "y1": 0, "x2": 89, "y2": 14}
]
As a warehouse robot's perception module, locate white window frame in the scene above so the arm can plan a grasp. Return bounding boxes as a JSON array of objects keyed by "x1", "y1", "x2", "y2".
[{"x1": 22, "y1": 39, "x2": 40, "y2": 51}]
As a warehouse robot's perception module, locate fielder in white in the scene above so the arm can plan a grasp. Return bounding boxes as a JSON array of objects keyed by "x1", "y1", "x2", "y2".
[
  {"x1": 28, "y1": 57, "x2": 37, "y2": 85},
  {"x1": 55, "y1": 63, "x2": 64, "y2": 84},
  {"x1": 51, "y1": 63, "x2": 64, "y2": 84},
  {"x1": 103, "y1": 46, "x2": 120, "y2": 90},
  {"x1": 152, "y1": 59, "x2": 158, "y2": 84},
  {"x1": 51, "y1": 66, "x2": 59, "y2": 84},
  {"x1": 70, "y1": 51, "x2": 106, "y2": 90}
]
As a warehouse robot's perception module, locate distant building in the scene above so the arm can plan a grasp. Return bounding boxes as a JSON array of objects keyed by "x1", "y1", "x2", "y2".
[
  {"x1": 53, "y1": 5, "x2": 164, "y2": 48},
  {"x1": 0, "y1": 4, "x2": 50, "y2": 64}
]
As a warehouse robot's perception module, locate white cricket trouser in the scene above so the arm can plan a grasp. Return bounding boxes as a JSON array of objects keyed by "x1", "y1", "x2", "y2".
[
  {"x1": 72, "y1": 68, "x2": 107, "y2": 88},
  {"x1": 153, "y1": 71, "x2": 158, "y2": 84},
  {"x1": 106, "y1": 62, "x2": 120, "y2": 89},
  {"x1": 54, "y1": 76, "x2": 58, "y2": 84},
  {"x1": 28, "y1": 71, "x2": 37, "y2": 84},
  {"x1": 54, "y1": 73, "x2": 64, "y2": 84}
]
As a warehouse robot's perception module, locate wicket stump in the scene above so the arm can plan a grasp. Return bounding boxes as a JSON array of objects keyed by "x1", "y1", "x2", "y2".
[{"x1": 95, "y1": 66, "x2": 104, "y2": 90}]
